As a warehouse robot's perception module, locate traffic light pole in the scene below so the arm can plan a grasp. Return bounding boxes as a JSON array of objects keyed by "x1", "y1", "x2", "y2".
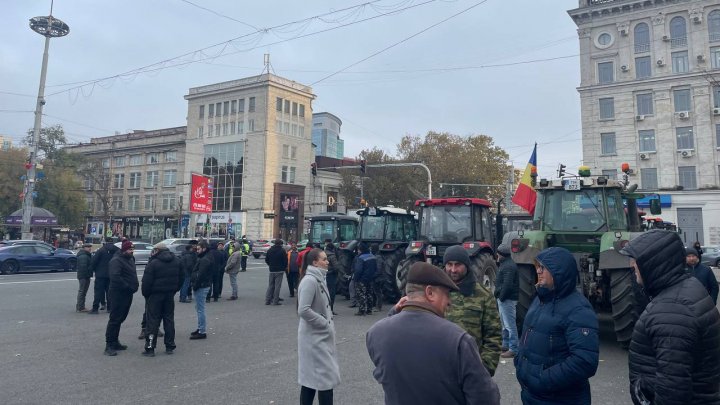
[{"x1": 318, "y1": 162, "x2": 433, "y2": 198}]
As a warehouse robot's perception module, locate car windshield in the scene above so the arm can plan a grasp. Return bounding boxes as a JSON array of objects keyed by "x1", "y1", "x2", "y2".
[
  {"x1": 537, "y1": 188, "x2": 627, "y2": 232},
  {"x1": 419, "y1": 205, "x2": 472, "y2": 243}
]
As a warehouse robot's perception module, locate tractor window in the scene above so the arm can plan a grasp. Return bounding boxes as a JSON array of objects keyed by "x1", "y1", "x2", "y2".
[
  {"x1": 338, "y1": 220, "x2": 357, "y2": 241},
  {"x1": 605, "y1": 190, "x2": 628, "y2": 230},
  {"x1": 310, "y1": 220, "x2": 336, "y2": 243},
  {"x1": 404, "y1": 216, "x2": 417, "y2": 241},
  {"x1": 420, "y1": 205, "x2": 472, "y2": 243},
  {"x1": 361, "y1": 216, "x2": 385, "y2": 240},
  {"x1": 385, "y1": 216, "x2": 405, "y2": 241},
  {"x1": 481, "y1": 209, "x2": 493, "y2": 242},
  {"x1": 541, "y1": 190, "x2": 609, "y2": 232}
]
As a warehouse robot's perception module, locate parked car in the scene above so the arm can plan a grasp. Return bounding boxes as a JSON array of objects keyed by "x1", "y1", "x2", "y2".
[
  {"x1": 0, "y1": 240, "x2": 74, "y2": 255},
  {"x1": 0, "y1": 244, "x2": 77, "y2": 274},
  {"x1": 157, "y1": 238, "x2": 193, "y2": 246},
  {"x1": 296, "y1": 239, "x2": 309, "y2": 250},
  {"x1": 114, "y1": 241, "x2": 154, "y2": 265},
  {"x1": 701, "y1": 245, "x2": 720, "y2": 267},
  {"x1": 251, "y1": 239, "x2": 289, "y2": 259}
]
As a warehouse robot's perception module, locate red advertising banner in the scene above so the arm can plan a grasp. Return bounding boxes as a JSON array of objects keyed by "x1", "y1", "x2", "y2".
[{"x1": 190, "y1": 173, "x2": 213, "y2": 213}]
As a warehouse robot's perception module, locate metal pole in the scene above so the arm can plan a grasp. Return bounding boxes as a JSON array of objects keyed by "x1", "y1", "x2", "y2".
[{"x1": 320, "y1": 162, "x2": 433, "y2": 198}]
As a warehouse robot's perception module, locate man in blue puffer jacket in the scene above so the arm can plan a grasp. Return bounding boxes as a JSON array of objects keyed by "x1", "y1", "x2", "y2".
[{"x1": 515, "y1": 247, "x2": 599, "y2": 405}]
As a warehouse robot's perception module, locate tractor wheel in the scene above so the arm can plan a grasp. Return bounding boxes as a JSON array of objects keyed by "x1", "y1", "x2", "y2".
[
  {"x1": 396, "y1": 256, "x2": 419, "y2": 296},
  {"x1": 470, "y1": 253, "x2": 497, "y2": 291},
  {"x1": 610, "y1": 268, "x2": 645, "y2": 346},
  {"x1": 517, "y1": 264, "x2": 536, "y2": 335},
  {"x1": 336, "y1": 250, "x2": 355, "y2": 299},
  {"x1": 377, "y1": 251, "x2": 402, "y2": 304}
]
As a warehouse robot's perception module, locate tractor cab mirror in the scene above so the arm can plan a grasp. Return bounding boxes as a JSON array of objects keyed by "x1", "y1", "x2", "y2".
[{"x1": 649, "y1": 198, "x2": 662, "y2": 215}]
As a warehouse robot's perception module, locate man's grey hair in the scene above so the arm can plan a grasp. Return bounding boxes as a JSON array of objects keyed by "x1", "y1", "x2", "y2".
[{"x1": 405, "y1": 282, "x2": 428, "y2": 297}]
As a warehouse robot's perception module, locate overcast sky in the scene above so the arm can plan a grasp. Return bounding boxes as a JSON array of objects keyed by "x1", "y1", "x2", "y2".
[{"x1": 2, "y1": 0, "x2": 583, "y2": 178}]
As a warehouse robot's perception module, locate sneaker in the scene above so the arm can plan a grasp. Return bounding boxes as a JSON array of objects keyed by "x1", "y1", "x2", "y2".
[
  {"x1": 278, "y1": 298, "x2": 284, "y2": 302},
  {"x1": 500, "y1": 350, "x2": 516, "y2": 358},
  {"x1": 104, "y1": 347, "x2": 117, "y2": 356},
  {"x1": 142, "y1": 350, "x2": 155, "y2": 357},
  {"x1": 501, "y1": 346, "x2": 509, "y2": 352},
  {"x1": 99, "y1": 305, "x2": 106, "y2": 311},
  {"x1": 189, "y1": 332, "x2": 207, "y2": 340},
  {"x1": 354, "y1": 311, "x2": 365, "y2": 316},
  {"x1": 112, "y1": 343, "x2": 128, "y2": 351},
  {"x1": 365, "y1": 310, "x2": 373, "y2": 315},
  {"x1": 190, "y1": 329, "x2": 199, "y2": 335},
  {"x1": 227, "y1": 296, "x2": 237, "y2": 300},
  {"x1": 76, "y1": 308, "x2": 88, "y2": 312},
  {"x1": 88, "y1": 310, "x2": 99, "y2": 315},
  {"x1": 265, "y1": 302, "x2": 271, "y2": 305}
]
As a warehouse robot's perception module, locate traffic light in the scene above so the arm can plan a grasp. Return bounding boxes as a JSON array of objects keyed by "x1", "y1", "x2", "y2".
[
  {"x1": 360, "y1": 159, "x2": 367, "y2": 174},
  {"x1": 558, "y1": 164, "x2": 566, "y2": 178},
  {"x1": 311, "y1": 163, "x2": 317, "y2": 176}
]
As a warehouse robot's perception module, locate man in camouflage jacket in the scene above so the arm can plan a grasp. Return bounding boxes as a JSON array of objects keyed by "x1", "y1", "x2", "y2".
[{"x1": 443, "y1": 245, "x2": 502, "y2": 375}]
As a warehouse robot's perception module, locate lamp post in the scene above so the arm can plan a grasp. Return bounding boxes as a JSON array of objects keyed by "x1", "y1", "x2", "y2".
[{"x1": 22, "y1": 5, "x2": 69, "y2": 240}]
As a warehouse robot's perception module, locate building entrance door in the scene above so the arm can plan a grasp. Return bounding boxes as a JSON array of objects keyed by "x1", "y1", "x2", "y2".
[{"x1": 677, "y1": 207, "x2": 704, "y2": 245}]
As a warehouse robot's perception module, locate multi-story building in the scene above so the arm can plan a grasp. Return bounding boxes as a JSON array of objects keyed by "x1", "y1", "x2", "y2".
[
  {"x1": 0, "y1": 135, "x2": 12, "y2": 151},
  {"x1": 569, "y1": 0, "x2": 720, "y2": 244},
  {"x1": 312, "y1": 112, "x2": 345, "y2": 159},
  {"x1": 65, "y1": 127, "x2": 188, "y2": 240}
]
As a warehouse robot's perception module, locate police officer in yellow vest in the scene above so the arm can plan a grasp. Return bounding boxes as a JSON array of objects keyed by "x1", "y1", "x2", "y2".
[{"x1": 240, "y1": 238, "x2": 250, "y2": 272}]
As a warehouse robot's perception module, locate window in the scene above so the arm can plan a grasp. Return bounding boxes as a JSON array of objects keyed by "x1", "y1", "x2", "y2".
[
  {"x1": 283, "y1": 122, "x2": 290, "y2": 135},
  {"x1": 673, "y1": 88, "x2": 691, "y2": 112},
  {"x1": 215, "y1": 124, "x2": 220, "y2": 136},
  {"x1": 671, "y1": 51, "x2": 689, "y2": 73},
  {"x1": 128, "y1": 195, "x2": 140, "y2": 211},
  {"x1": 602, "y1": 169, "x2": 617, "y2": 180},
  {"x1": 634, "y1": 23, "x2": 650, "y2": 53},
  {"x1": 284, "y1": 100, "x2": 290, "y2": 113},
  {"x1": 601, "y1": 132, "x2": 616, "y2": 155},
  {"x1": 208, "y1": 125, "x2": 213, "y2": 137},
  {"x1": 223, "y1": 101, "x2": 229, "y2": 116},
  {"x1": 208, "y1": 103, "x2": 214, "y2": 118},
  {"x1": 130, "y1": 155, "x2": 142, "y2": 166},
  {"x1": 113, "y1": 156, "x2": 125, "y2": 168},
  {"x1": 282, "y1": 144, "x2": 290, "y2": 159},
  {"x1": 598, "y1": 33, "x2": 612, "y2": 46},
  {"x1": 292, "y1": 124, "x2": 298, "y2": 136},
  {"x1": 199, "y1": 105, "x2": 205, "y2": 119},
  {"x1": 281, "y1": 165, "x2": 289, "y2": 183},
  {"x1": 640, "y1": 168, "x2": 658, "y2": 190},
  {"x1": 163, "y1": 170, "x2": 176, "y2": 187},
  {"x1": 237, "y1": 121, "x2": 244, "y2": 134},
  {"x1": 276, "y1": 97, "x2": 282, "y2": 111},
  {"x1": 248, "y1": 97, "x2": 255, "y2": 112},
  {"x1": 635, "y1": 56, "x2": 651, "y2": 78},
  {"x1": 710, "y1": 10, "x2": 720, "y2": 42},
  {"x1": 112, "y1": 196, "x2": 123, "y2": 211},
  {"x1": 639, "y1": 130, "x2": 656, "y2": 152},
  {"x1": 198, "y1": 126, "x2": 204, "y2": 138},
  {"x1": 248, "y1": 119, "x2": 255, "y2": 132},
  {"x1": 83, "y1": 177, "x2": 91, "y2": 190},
  {"x1": 215, "y1": 103, "x2": 221, "y2": 116},
  {"x1": 676, "y1": 126, "x2": 694, "y2": 150},
  {"x1": 162, "y1": 194, "x2": 176, "y2": 210},
  {"x1": 670, "y1": 16, "x2": 687, "y2": 48},
  {"x1": 299, "y1": 126, "x2": 304, "y2": 137},
  {"x1": 291, "y1": 145, "x2": 297, "y2": 159},
  {"x1": 281, "y1": 166, "x2": 296, "y2": 184},
  {"x1": 599, "y1": 98, "x2": 614, "y2": 120},
  {"x1": 113, "y1": 173, "x2": 125, "y2": 189},
  {"x1": 289, "y1": 167, "x2": 296, "y2": 184},
  {"x1": 147, "y1": 153, "x2": 159, "y2": 164},
  {"x1": 716, "y1": 124, "x2": 720, "y2": 148},
  {"x1": 101, "y1": 158, "x2": 110, "y2": 169},
  {"x1": 276, "y1": 119, "x2": 282, "y2": 133},
  {"x1": 299, "y1": 104, "x2": 305, "y2": 117},
  {"x1": 129, "y1": 172, "x2": 141, "y2": 189},
  {"x1": 230, "y1": 122, "x2": 236, "y2": 135},
  {"x1": 292, "y1": 102, "x2": 298, "y2": 116},
  {"x1": 678, "y1": 166, "x2": 697, "y2": 190},
  {"x1": 222, "y1": 123, "x2": 228, "y2": 136},
  {"x1": 238, "y1": 98, "x2": 245, "y2": 112},
  {"x1": 231, "y1": 100, "x2": 237, "y2": 114},
  {"x1": 144, "y1": 195, "x2": 154, "y2": 211},
  {"x1": 637, "y1": 93, "x2": 654, "y2": 115},
  {"x1": 598, "y1": 62, "x2": 614, "y2": 84},
  {"x1": 146, "y1": 171, "x2": 158, "y2": 188},
  {"x1": 711, "y1": 47, "x2": 720, "y2": 69},
  {"x1": 165, "y1": 151, "x2": 176, "y2": 162}
]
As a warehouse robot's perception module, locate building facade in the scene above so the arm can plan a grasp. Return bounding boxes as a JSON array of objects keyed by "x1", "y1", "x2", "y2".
[
  {"x1": 312, "y1": 112, "x2": 345, "y2": 159},
  {"x1": 0, "y1": 135, "x2": 12, "y2": 151},
  {"x1": 569, "y1": 0, "x2": 720, "y2": 245}
]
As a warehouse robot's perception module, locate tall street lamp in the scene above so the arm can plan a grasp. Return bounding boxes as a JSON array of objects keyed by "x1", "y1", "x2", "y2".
[{"x1": 22, "y1": 6, "x2": 69, "y2": 239}]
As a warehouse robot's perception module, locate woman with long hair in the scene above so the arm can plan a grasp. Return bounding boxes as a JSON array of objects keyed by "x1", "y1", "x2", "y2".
[{"x1": 297, "y1": 248, "x2": 340, "y2": 405}]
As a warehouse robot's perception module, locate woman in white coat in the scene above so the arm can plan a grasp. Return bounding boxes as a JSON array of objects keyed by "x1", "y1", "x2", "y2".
[{"x1": 297, "y1": 248, "x2": 341, "y2": 405}]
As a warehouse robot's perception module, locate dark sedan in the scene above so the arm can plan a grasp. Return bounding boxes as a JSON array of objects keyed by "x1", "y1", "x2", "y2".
[
  {"x1": 701, "y1": 246, "x2": 720, "y2": 267},
  {"x1": 0, "y1": 244, "x2": 77, "y2": 274}
]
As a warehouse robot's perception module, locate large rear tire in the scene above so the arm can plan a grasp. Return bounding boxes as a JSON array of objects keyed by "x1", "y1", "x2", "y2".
[
  {"x1": 517, "y1": 264, "x2": 536, "y2": 334},
  {"x1": 396, "y1": 256, "x2": 419, "y2": 296},
  {"x1": 610, "y1": 268, "x2": 644, "y2": 345},
  {"x1": 470, "y1": 253, "x2": 497, "y2": 291},
  {"x1": 377, "y1": 251, "x2": 403, "y2": 304}
]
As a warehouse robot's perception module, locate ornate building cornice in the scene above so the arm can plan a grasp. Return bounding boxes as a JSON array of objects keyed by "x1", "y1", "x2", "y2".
[{"x1": 568, "y1": 0, "x2": 693, "y2": 25}]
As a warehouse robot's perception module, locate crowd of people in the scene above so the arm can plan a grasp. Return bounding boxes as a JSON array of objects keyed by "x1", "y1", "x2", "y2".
[{"x1": 72, "y1": 229, "x2": 720, "y2": 404}]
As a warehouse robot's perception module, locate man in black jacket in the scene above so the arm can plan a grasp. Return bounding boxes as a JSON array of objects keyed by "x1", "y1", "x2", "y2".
[
  {"x1": 89, "y1": 237, "x2": 119, "y2": 314},
  {"x1": 621, "y1": 230, "x2": 720, "y2": 405},
  {"x1": 179, "y1": 242, "x2": 198, "y2": 303},
  {"x1": 140, "y1": 243, "x2": 183, "y2": 356},
  {"x1": 190, "y1": 240, "x2": 214, "y2": 340},
  {"x1": 265, "y1": 239, "x2": 288, "y2": 305},
  {"x1": 75, "y1": 243, "x2": 93, "y2": 312},
  {"x1": 685, "y1": 247, "x2": 719, "y2": 304},
  {"x1": 104, "y1": 240, "x2": 139, "y2": 356},
  {"x1": 494, "y1": 243, "x2": 519, "y2": 358},
  {"x1": 207, "y1": 242, "x2": 228, "y2": 302}
]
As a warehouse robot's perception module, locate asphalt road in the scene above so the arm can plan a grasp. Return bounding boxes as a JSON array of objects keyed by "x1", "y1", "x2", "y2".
[{"x1": 2, "y1": 259, "x2": 711, "y2": 405}]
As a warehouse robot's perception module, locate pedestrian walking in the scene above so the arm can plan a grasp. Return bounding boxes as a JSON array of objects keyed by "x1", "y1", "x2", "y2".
[
  {"x1": 694, "y1": 240, "x2": 704, "y2": 262},
  {"x1": 366, "y1": 262, "x2": 500, "y2": 405},
  {"x1": 179, "y1": 241, "x2": 198, "y2": 303},
  {"x1": 89, "y1": 237, "x2": 119, "y2": 314},
  {"x1": 515, "y1": 247, "x2": 599, "y2": 404},
  {"x1": 287, "y1": 243, "x2": 300, "y2": 297},
  {"x1": 240, "y1": 237, "x2": 250, "y2": 272},
  {"x1": 190, "y1": 240, "x2": 214, "y2": 340},
  {"x1": 685, "y1": 246, "x2": 719, "y2": 304},
  {"x1": 324, "y1": 240, "x2": 339, "y2": 314},
  {"x1": 621, "y1": 230, "x2": 720, "y2": 405},
  {"x1": 224, "y1": 242, "x2": 242, "y2": 300},
  {"x1": 265, "y1": 239, "x2": 288, "y2": 305},
  {"x1": 207, "y1": 241, "x2": 227, "y2": 302},
  {"x1": 494, "y1": 243, "x2": 519, "y2": 358},
  {"x1": 353, "y1": 242, "x2": 376, "y2": 316},
  {"x1": 75, "y1": 243, "x2": 93, "y2": 312},
  {"x1": 297, "y1": 248, "x2": 340, "y2": 405},
  {"x1": 104, "y1": 240, "x2": 138, "y2": 356}
]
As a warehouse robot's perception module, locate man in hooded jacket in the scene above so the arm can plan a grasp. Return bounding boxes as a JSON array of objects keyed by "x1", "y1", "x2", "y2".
[
  {"x1": 515, "y1": 247, "x2": 599, "y2": 405},
  {"x1": 685, "y1": 246, "x2": 718, "y2": 304},
  {"x1": 141, "y1": 243, "x2": 183, "y2": 356},
  {"x1": 620, "y1": 230, "x2": 720, "y2": 405}
]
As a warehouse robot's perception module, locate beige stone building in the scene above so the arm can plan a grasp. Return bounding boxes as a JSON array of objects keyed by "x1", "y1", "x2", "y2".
[{"x1": 569, "y1": 0, "x2": 720, "y2": 245}]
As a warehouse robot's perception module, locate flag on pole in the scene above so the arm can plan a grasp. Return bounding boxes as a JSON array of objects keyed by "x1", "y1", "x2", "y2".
[{"x1": 512, "y1": 144, "x2": 537, "y2": 215}]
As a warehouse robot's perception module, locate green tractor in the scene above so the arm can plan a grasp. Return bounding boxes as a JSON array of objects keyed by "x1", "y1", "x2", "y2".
[
  {"x1": 510, "y1": 164, "x2": 651, "y2": 346},
  {"x1": 307, "y1": 212, "x2": 359, "y2": 298}
]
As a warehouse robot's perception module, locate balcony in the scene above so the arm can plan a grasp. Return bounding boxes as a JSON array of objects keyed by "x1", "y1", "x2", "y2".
[
  {"x1": 711, "y1": 32, "x2": 720, "y2": 43},
  {"x1": 634, "y1": 43, "x2": 650, "y2": 54},
  {"x1": 670, "y1": 36, "x2": 687, "y2": 49}
]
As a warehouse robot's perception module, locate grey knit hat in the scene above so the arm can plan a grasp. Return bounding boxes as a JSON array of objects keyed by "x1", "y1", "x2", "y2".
[{"x1": 443, "y1": 245, "x2": 472, "y2": 270}]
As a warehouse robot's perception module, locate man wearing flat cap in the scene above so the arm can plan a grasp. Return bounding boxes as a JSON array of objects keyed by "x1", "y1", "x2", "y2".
[
  {"x1": 620, "y1": 230, "x2": 720, "y2": 405},
  {"x1": 366, "y1": 262, "x2": 500, "y2": 405}
]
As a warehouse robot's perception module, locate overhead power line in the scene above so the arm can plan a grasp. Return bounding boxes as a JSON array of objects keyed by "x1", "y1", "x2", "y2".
[{"x1": 177, "y1": 0, "x2": 259, "y2": 31}]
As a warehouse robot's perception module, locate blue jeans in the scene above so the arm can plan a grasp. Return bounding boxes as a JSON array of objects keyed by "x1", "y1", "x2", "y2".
[
  {"x1": 180, "y1": 277, "x2": 191, "y2": 301},
  {"x1": 229, "y1": 273, "x2": 238, "y2": 297},
  {"x1": 194, "y1": 287, "x2": 210, "y2": 333},
  {"x1": 497, "y1": 299, "x2": 518, "y2": 353}
]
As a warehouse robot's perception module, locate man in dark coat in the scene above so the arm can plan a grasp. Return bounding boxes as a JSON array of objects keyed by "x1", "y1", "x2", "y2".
[
  {"x1": 685, "y1": 246, "x2": 719, "y2": 304},
  {"x1": 353, "y1": 242, "x2": 376, "y2": 316},
  {"x1": 621, "y1": 230, "x2": 720, "y2": 405},
  {"x1": 207, "y1": 242, "x2": 228, "y2": 302},
  {"x1": 179, "y1": 241, "x2": 198, "y2": 303},
  {"x1": 515, "y1": 247, "x2": 599, "y2": 405},
  {"x1": 75, "y1": 243, "x2": 93, "y2": 312},
  {"x1": 140, "y1": 243, "x2": 183, "y2": 356},
  {"x1": 104, "y1": 240, "x2": 139, "y2": 356},
  {"x1": 494, "y1": 243, "x2": 519, "y2": 358},
  {"x1": 265, "y1": 239, "x2": 288, "y2": 305},
  {"x1": 366, "y1": 262, "x2": 500, "y2": 405},
  {"x1": 286, "y1": 243, "x2": 300, "y2": 297},
  {"x1": 89, "y1": 237, "x2": 119, "y2": 314},
  {"x1": 190, "y1": 240, "x2": 214, "y2": 340}
]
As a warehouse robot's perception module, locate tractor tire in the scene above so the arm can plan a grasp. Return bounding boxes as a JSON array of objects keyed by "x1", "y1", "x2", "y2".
[
  {"x1": 517, "y1": 264, "x2": 536, "y2": 335},
  {"x1": 470, "y1": 253, "x2": 497, "y2": 291},
  {"x1": 396, "y1": 256, "x2": 419, "y2": 296},
  {"x1": 377, "y1": 251, "x2": 403, "y2": 304},
  {"x1": 336, "y1": 250, "x2": 355, "y2": 299},
  {"x1": 610, "y1": 268, "x2": 645, "y2": 345}
]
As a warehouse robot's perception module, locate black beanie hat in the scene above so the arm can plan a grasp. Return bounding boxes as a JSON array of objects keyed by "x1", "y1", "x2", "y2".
[{"x1": 443, "y1": 245, "x2": 471, "y2": 270}]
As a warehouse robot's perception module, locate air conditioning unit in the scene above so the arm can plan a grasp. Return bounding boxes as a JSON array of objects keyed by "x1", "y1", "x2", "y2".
[
  {"x1": 698, "y1": 55, "x2": 706, "y2": 62},
  {"x1": 714, "y1": 108, "x2": 720, "y2": 115},
  {"x1": 656, "y1": 59, "x2": 665, "y2": 66},
  {"x1": 620, "y1": 28, "x2": 628, "y2": 36},
  {"x1": 621, "y1": 65, "x2": 629, "y2": 72},
  {"x1": 680, "y1": 150, "x2": 694, "y2": 158},
  {"x1": 662, "y1": 35, "x2": 670, "y2": 42},
  {"x1": 693, "y1": 15, "x2": 702, "y2": 24},
  {"x1": 636, "y1": 115, "x2": 646, "y2": 121},
  {"x1": 676, "y1": 111, "x2": 690, "y2": 119},
  {"x1": 639, "y1": 153, "x2": 649, "y2": 160}
]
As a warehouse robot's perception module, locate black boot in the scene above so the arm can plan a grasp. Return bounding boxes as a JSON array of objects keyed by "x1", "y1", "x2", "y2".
[
  {"x1": 138, "y1": 329, "x2": 146, "y2": 340},
  {"x1": 104, "y1": 346, "x2": 117, "y2": 356}
]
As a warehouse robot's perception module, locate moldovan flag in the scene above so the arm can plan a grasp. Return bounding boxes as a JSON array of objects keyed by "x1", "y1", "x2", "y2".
[{"x1": 512, "y1": 144, "x2": 537, "y2": 215}]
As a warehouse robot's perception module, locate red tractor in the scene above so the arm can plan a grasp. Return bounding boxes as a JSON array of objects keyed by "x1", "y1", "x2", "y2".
[{"x1": 396, "y1": 197, "x2": 497, "y2": 292}]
